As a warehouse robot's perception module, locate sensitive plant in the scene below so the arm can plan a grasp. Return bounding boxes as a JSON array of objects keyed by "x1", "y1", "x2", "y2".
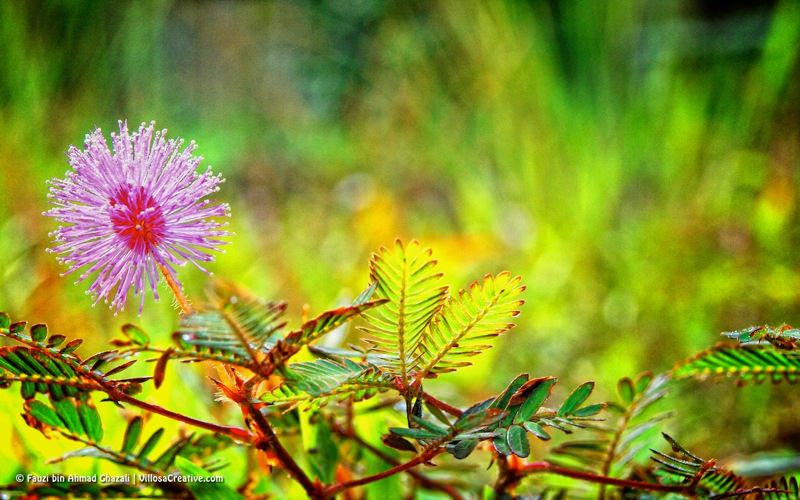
[{"x1": 0, "y1": 126, "x2": 799, "y2": 499}]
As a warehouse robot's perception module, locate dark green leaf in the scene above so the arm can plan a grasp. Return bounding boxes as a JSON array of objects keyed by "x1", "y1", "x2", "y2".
[
  {"x1": 411, "y1": 415, "x2": 450, "y2": 435},
  {"x1": 523, "y1": 421, "x2": 551, "y2": 441},
  {"x1": 515, "y1": 377, "x2": 557, "y2": 423},
  {"x1": 573, "y1": 403, "x2": 606, "y2": 417},
  {"x1": 491, "y1": 374, "x2": 529, "y2": 411},
  {"x1": 53, "y1": 398, "x2": 82, "y2": 434},
  {"x1": 77, "y1": 400, "x2": 103, "y2": 442},
  {"x1": 21, "y1": 381, "x2": 36, "y2": 399},
  {"x1": 425, "y1": 401, "x2": 452, "y2": 426},
  {"x1": 390, "y1": 427, "x2": 447, "y2": 440},
  {"x1": 382, "y1": 433, "x2": 417, "y2": 452},
  {"x1": 308, "y1": 421, "x2": 339, "y2": 484},
  {"x1": 493, "y1": 428, "x2": 511, "y2": 455},
  {"x1": 507, "y1": 424, "x2": 530, "y2": 458},
  {"x1": 558, "y1": 381, "x2": 595, "y2": 416},
  {"x1": 27, "y1": 400, "x2": 64, "y2": 428},
  {"x1": 446, "y1": 438, "x2": 478, "y2": 459}
]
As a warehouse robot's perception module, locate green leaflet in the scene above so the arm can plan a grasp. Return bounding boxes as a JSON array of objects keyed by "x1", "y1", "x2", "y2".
[
  {"x1": 506, "y1": 424, "x2": 530, "y2": 458},
  {"x1": 514, "y1": 377, "x2": 557, "y2": 423},
  {"x1": 122, "y1": 416, "x2": 143, "y2": 455},
  {"x1": 137, "y1": 428, "x2": 165, "y2": 461},
  {"x1": 558, "y1": 381, "x2": 595, "y2": 416}
]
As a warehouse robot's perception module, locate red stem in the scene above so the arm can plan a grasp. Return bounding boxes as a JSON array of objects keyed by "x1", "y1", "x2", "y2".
[
  {"x1": 517, "y1": 462, "x2": 686, "y2": 493},
  {"x1": 323, "y1": 448, "x2": 445, "y2": 497},
  {"x1": 421, "y1": 391, "x2": 463, "y2": 417},
  {"x1": 246, "y1": 402, "x2": 321, "y2": 497},
  {"x1": 330, "y1": 422, "x2": 463, "y2": 500},
  {"x1": 109, "y1": 387, "x2": 252, "y2": 442}
]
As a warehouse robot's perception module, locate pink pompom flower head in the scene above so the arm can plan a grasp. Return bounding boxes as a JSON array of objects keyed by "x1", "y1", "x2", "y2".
[{"x1": 45, "y1": 121, "x2": 230, "y2": 314}]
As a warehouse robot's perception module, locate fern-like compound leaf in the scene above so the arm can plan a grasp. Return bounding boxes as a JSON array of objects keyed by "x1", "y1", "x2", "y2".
[
  {"x1": 360, "y1": 239, "x2": 448, "y2": 384},
  {"x1": 262, "y1": 358, "x2": 394, "y2": 410},
  {"x1": 264, "y1": 297, "x2": 388, "y2": 372},
  {"x1": 174, "y1": 282, "x2": 288, "y2": 361},
  {"x1": 674, "y1": 343, "x2": 800, "y2": 384},
  {"x1": 651, "y1": 433, "x2": 747, "y2": 496},
  {"x1": 415, "y1": 272, "x2": 525, "y2": 380}
]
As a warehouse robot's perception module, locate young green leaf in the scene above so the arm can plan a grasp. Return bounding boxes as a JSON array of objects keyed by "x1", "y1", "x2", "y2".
[
  {"x1": 617, "y1": 377, "x2": 635, "y2": 404},
  {"x1": 573, "y1": 403, "x2": 605, "y2": 417},
  {"x1": 46, "y1": 335, "x2": 67, "y2": 348}
]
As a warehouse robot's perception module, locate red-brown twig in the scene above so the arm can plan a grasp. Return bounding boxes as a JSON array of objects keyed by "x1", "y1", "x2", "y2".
[
  {"x1": 508, "y1": 461, "x2": 687, "y2": 493},
  {"x1": 246, "y1": 402, "x2": 321, "y2": 497},
  {"x1": 421, "y1": 391, "x2": 463, "y2": 417},
  {"x1": 330, "y1": 422, "x2": 463, "y2": 499},
  {"x1": 106, "y1": 385, "x2": 253, "y2": 442},
  {"x1": 322, "y1": 447, "x2": 445, "y2": 498}
]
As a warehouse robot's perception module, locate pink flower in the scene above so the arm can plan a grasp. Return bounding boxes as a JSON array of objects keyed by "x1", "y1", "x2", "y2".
[{"x1": 45, "y1": 121, "x2": 230, "y2": 314}]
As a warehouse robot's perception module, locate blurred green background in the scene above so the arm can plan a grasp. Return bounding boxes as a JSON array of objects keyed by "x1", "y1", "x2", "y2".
[{"x1": 1, "y1": 0, "x2": 799, "y2": 493}]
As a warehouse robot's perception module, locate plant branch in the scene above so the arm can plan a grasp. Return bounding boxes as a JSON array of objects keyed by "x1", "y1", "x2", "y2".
[
  {"x1": 330, "y1": 421, "x2": 463, "y2": 499},
  {"x1": 246, "y1": 402, "x2": 321, "y2": 497},
  {"x1": 421, "y1": 391, "x2": 463, "y2": 417},
  {"x1": 322, "y1": 447, "x2": 445, "y2": 498},
  {"x1": 108, "y1": 386, "x2": 253, "y2": 442},
  {"x1": 511, "y1": 461, "x2": 687, "y2": 493}
]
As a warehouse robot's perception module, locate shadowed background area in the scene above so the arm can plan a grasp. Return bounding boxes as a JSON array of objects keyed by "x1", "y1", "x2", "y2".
[{"x1": 1, "y1": 0, "x2": 799, "y2": 491}]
